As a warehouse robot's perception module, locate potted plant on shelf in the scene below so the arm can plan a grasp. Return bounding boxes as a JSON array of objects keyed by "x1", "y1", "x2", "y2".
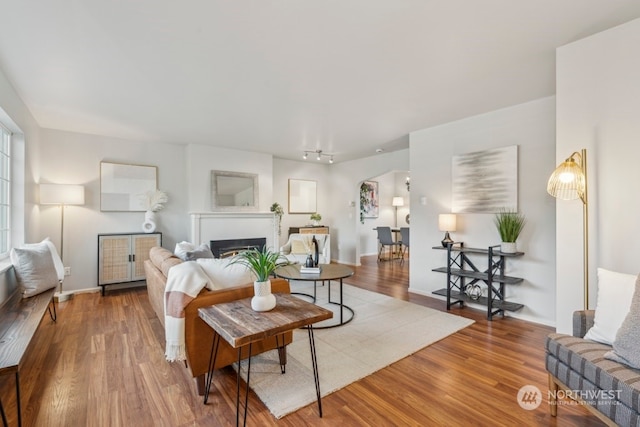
[
  {"x1": 310, "y1": 212, "x2": 322, "y2": 226},
  {"x1": 228, "y1": 247, "x2": 288, "y2": 312},
  {"x1": 494, "y1": 209, "x2": 526, "y2": 253}
]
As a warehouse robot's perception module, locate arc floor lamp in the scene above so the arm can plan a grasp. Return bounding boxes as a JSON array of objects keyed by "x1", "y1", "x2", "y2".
[{"x1": 546, "y1": 148, "x2": 589, "y2": 309}]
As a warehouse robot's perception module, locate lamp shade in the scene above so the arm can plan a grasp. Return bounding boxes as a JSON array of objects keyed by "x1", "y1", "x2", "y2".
[
  {"x1": 547, "y1": 157, "x2": 586, "y2": 202},
  {"x1": 40, "y1": 184, "x2": 85, "y2": 205},
  {"x1": 392, "y1": 197, "x2": 404, "y2": 207},
  {"x1": 438, "y1": 214, "x2": 457, "y2": 232}
]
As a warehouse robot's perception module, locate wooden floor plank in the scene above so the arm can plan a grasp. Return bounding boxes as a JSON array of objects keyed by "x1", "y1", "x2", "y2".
[{"x1": 0, "y1": 255, "x2": 605, "y2": 426}]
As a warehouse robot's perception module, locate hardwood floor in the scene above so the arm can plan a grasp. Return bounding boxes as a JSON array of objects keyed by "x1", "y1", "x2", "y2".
[{"x1": 1, "y1": 256, "x2": 604, "y2": 426}]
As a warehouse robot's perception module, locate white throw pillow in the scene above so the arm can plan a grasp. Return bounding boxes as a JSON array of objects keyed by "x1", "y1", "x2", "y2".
[
  {"x1": 10, "y1": 242, "x2": 60, "y2": 298},
  {"x1": 24, "y1": 238, "x2": 64, "y2": 282},
  {"x1": 584, "y1": 268, "x2": 637, "y2": 345},
  {"x1": 174, "y1": 241, "x2": 196, "y2": 261},
  {"x1": 196, "y1": 258, "x2": 253, "y2": 290}
]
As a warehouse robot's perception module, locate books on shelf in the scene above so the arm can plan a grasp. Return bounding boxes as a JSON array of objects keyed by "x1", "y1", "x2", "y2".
[{"x1": 299, "y1": 266, "x2": 321, "y2": 274}]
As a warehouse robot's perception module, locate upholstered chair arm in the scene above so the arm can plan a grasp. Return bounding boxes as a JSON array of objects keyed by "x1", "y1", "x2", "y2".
[
  {"x1": 280, "y1": 242, "x2": 292, "y2": 255},
  {"x1": 319, "y1": 235, "x2": 330, "y2": 263},
  {"x1": 573, "y1": 310, "x2": 596, "y2": 337}
]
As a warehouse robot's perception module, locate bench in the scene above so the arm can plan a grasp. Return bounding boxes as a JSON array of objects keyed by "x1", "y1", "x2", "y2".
[{"x1": 0, "y1": 287, "x2": 56, "y2": 427}]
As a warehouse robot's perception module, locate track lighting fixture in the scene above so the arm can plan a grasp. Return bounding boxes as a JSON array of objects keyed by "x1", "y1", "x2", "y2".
[{"x1": 302, "y1": 149, "x2": 335, "y2": 163}]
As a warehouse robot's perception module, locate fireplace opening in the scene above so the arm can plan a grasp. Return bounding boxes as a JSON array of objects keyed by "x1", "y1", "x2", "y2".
[{"x1": 209, "y1": 237, "x2": 267, "y2": 258}]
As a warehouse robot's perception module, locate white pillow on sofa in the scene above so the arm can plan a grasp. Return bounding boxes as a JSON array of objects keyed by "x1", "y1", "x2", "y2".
[
  {"x1": 10, "y1": 241, "x2": 60, "y2": 298},
  {"x1": 196, "y1": 258, "x2": 253, "y2": 290},
  {"x1": 174, "y1": 241, "x2": 195, "y2": 261},
  {"x1": 583, "y1": 268, "x2": 637, "y2": 345}
]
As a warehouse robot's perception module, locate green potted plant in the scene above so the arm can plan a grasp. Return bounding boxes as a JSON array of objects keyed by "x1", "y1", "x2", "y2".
[
  {"x1": 270, "y1": 202, "x2": 284, "y2": 235},
  {"x1": 310, "y1": 212, "x2": 322, "y2": 226},
  {"x1": 229, "y1": 247, "x2": 288, "y2": 311},
  {"x1": 494, "y1": 209, "x2": 526, "y2": 253}
]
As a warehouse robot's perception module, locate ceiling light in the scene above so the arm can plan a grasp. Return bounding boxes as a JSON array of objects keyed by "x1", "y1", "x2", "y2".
[{"x1": 302, "y1": 149, "x2": 335, "y2": 163}]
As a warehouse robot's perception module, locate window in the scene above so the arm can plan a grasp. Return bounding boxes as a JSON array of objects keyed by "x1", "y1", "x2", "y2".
[{"x1": 0, "y1": 124, "x2": 9, "y2": 256}]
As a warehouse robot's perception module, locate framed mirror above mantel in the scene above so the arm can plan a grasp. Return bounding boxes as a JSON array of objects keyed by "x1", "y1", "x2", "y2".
[{"x1": 211, "y1": 170, "x2": 259, "y2": 211}]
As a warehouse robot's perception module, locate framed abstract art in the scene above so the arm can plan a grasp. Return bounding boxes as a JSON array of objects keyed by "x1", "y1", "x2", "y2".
[{"x1": 360, "y1": 180, "x2": 379, "y2": 219}]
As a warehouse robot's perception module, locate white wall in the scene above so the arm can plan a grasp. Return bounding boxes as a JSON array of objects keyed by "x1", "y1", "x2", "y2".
[
  {"x1": 272, "y1": 158, "x2": 330, "y2": 249},
  {"x1": 358, "y1": 171, "x2": 410, "y2": 257},
  {"x1": 186, "y1": 144, "x2": 273, "y2": 213},
  {"x1": 409, "y1": 97, "x2": 557, "y2": 325},
  {"x1": 0, "y1": 65, "x2": 41, "y2": 248},
  {"x1": 34, "y1": 134, "x2": 282, "y2": 294},
  {"x1": 555, "y1": 18, "x2": 640, "y2": 333},
  {"x1": 329, "y1": 150, "x2": 409, "y2": 265},
  {"x1": 36, "y1": 129, "x2": 187, "y2": 293},
  {"x1": 0, "y1": 65, "x2": 41, "y2": 303},
  {"x1": 274, "y1": 152, "x2": 409, "y2": 265}
]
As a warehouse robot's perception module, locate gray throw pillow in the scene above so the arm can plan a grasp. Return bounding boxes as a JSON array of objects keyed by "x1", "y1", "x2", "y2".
[
  {"x1": 605, "y1": 274, "x2": 640, "y2": 368},
  {"x1": 185, "y1": 244, "x2": 214, "y2": 261}
]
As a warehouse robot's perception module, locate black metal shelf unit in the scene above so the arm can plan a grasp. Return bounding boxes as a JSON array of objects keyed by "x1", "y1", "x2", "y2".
[{"x1": 432, "y1": 242, "x2": 524, "y2": 320}]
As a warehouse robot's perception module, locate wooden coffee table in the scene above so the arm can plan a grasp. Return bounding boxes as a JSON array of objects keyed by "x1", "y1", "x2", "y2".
[
  {"x1": 274, "y1": 263, "x2": 355, "y2": 328},
  {"x1": 198, "y1": 294, "x2": 332, "y2": 426}
]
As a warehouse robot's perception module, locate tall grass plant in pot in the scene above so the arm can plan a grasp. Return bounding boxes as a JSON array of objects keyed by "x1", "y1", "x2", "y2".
[
  {"x1": 494, "y1": 210, "x2": 526, "y2": 253},
  {"x1": 229, "y1": 247, "x2": 288, "y2": 311}
]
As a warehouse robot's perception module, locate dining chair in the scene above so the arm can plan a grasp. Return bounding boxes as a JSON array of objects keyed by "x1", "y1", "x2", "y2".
[
  {"x1": 376, "y1": 227, "x2": 402, "y2": 262},
  {"x1": 399, "y1": 227, "x2": 410, "y2": 264}
]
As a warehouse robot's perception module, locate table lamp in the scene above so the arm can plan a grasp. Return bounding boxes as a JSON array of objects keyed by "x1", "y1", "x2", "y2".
[{"x1": 438, "y1": 214, "x2": 457, "y2": 247}]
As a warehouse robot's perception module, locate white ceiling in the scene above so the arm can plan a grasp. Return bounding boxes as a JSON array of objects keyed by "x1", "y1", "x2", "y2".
[{"x1": 1, "y1": 1, "x2": 639, "y2": 163}]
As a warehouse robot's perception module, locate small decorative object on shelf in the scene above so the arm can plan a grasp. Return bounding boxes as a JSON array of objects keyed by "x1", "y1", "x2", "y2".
[
  {"x1": 494, "y1": 209, "x2": 526, "y2": 253},
  {"x1": 270, "y1": 202, "x2": 284, "y2": 235},
  {"x1": 228, "y1": 247, "x2": 288, "y2": 312},
  {"x1": 140, "y1": 189, "x2": 168, "y2": 233},
  {"x1": 310, "y1": 212, "x2": 322, "y2": 226},
  {"x1": 466, "y1": 284, "x2": 483, "y2": 301}
]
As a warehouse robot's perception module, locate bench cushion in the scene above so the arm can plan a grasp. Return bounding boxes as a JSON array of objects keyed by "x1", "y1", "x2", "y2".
[{"x1": 546, "y1": 333, "x2": 640, "y2": 423}]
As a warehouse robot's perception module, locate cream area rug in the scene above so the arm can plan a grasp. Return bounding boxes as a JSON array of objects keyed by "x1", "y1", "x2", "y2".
[{"x1": 235, "y1": 281, "x2": 474, "y2": 419}]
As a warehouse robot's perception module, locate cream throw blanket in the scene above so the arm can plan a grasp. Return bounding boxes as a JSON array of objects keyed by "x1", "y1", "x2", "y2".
[{"x1": 164, "y1": 261, "x2": 210, "y2": 362}]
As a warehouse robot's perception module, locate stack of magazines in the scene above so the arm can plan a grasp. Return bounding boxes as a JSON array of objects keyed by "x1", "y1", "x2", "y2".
[{"x1": 300, "y1": 266, "x2": 321, "y2": 274}]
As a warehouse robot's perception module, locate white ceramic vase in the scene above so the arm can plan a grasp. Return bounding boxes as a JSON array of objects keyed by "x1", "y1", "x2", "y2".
[
  {"x1": 142, "y1": 210, "x2": 157, "y2": 233},
  {"x1": 252, "y1": 280, "x2": 276, "y2": 312},
  {"x1": 500, "y1": 241, "x2": 517, "y2": 253}
]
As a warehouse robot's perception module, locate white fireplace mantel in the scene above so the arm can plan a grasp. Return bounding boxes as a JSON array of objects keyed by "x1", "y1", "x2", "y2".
[{"x1": 189, "y1": 212, "x2": 279, "y2": 251}]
